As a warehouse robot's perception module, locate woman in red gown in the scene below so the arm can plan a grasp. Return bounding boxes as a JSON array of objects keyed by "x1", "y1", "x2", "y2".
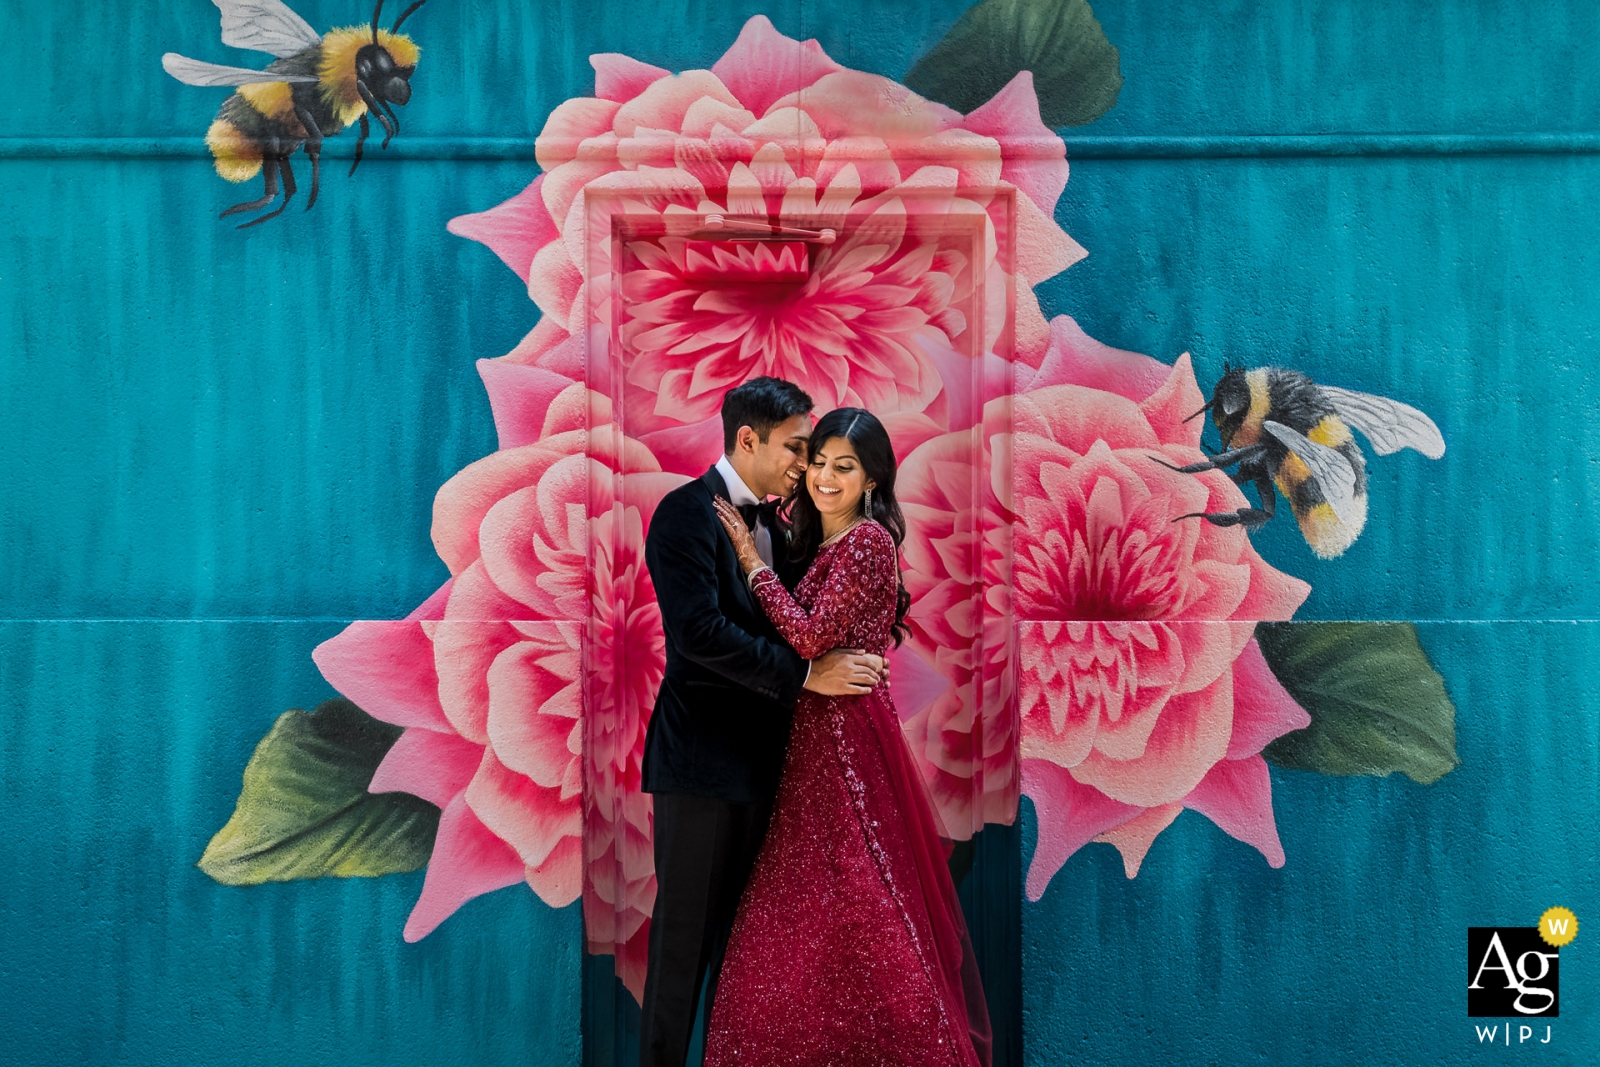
[{"x1": 706, "y1": 408, "x2": 991, "y2": 1067}]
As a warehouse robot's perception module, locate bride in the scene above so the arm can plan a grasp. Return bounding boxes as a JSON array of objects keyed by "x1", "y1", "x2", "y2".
[{"x1": 705, "y1": 407, "x2": 991, "y2": 1067}]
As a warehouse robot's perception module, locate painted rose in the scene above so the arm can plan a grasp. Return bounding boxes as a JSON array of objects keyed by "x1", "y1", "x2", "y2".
[
  {"x1": 446, "y1": 14, "x2": 1079, "y2": 448},
  {"x1": 314, "y1": 373, "x2": 683, "y2": 996}
]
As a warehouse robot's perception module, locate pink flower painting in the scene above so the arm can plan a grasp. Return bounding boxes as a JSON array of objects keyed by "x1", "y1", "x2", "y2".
[
  {"x1": 195, "y1": 1, "x2": 1462, "y2": 1017},
  {"x1": 420, "y1": 14, "x2": 1085, "y2": 923},
  {"x1": 274, "y1": 11, "x2": 1366, "y2": 983},
  {"x1": 315, "y1": 374, "x2": 687, "y2": 995},
  {"x1": 446, "y1": 14, "x2": 1079, "y2": 444},
  {"x1": 169, "y1": 3, "x2": 1480, "y2": 1027},
  {"x1": 895, "y1": 393, "x2": 1019, "y2": 840},
  {"x1": 1009, "y1": 317, "x2": 1313, "y2": 897}
]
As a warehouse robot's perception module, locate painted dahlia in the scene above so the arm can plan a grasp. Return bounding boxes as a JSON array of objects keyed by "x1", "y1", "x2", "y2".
[
  {"x1": 895, "y1": 393, "x2": 1018, "y2": 840},
  {"x1": 1012, "y1": 317, "x2": 1312, "y2": 895},
  {"x1": 898, "y1": 316, "x2": 1314, "y2": 894},
  {"x1": 314, "y1": 375, "x2": 684, "y2": 997},
  {"x1": 434, "y1": 15, "x2": 1092, "y2": 869},
  {"x1": 446, "y1": 14, "x2": 1080, "y2": 446}
]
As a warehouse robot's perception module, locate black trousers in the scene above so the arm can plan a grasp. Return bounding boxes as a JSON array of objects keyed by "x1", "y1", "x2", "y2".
[{"x1": 639, "y1": 792, "x2": 773, "y2": 1067}]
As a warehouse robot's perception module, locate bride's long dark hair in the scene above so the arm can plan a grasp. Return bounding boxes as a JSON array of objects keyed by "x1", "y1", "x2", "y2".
[{"x1": 786, "y1": 407, "x2": 911, "y2": 645}]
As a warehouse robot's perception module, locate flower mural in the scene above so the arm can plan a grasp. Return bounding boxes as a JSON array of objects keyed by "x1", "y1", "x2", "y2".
[
  {"x1": 432, "y1": 16, "x2": 1093, "y2": 896},
  {"x1": 425, "y1": 15, "x2": 1092, "y2": 984},
  {"x1": 445, "y1": 13, "x2": 1081, "y2": 444},
  {"x1": 896, "y1": 392, "x2": 1018, "y2": 839},
  {"x1": 894, "y1": 317, "x2": 1318, "y2": 891},
  {"x1": 1006, "y1": 321, "x2": 1313, "y2": 893},
  {"x1": 197, "y1": 3, "x2": 1458, "y2": 1006},
  {"x1": 314, "y1": 377, "x2": 682, "y2": 993}
]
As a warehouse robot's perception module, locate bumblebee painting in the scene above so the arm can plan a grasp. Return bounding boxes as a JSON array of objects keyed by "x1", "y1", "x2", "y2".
[
  {"x1": 1156, "y1": 366, "x2": 1446, "y2": 559},
  {"x1": 163, "y1": 0, "x2": 426, "y2": 227}
]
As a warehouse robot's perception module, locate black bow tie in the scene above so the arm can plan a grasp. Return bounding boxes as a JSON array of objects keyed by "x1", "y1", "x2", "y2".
[{"x1": 737, "y1": 498, "x2": 784, "y2": 530}]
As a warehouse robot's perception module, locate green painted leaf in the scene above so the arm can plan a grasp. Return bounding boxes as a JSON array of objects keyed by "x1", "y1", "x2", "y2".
[
  {"x1": 1259, "y1": 622, "x2": 1459, "y2": 785},
  {"x1": 904, "y1": 0, "x2": 1122, "y2": 128},
  {"x1": 199, "y1": 698, "x2": 439, "y2": 885}
]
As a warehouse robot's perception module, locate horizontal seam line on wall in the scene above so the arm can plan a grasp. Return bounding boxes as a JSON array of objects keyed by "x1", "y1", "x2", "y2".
[
  {"x1": 4, "y1": 133, "x2": 1600, "y2": 161},
  {"x1": 0, "y1": 617, "x2": 386, "y2": 623},
  {"x1": 3, "y1": 617, "x2": 1600, "y2": 624}
]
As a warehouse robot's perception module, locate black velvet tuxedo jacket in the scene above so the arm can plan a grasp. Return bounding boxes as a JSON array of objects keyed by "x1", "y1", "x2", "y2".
[{"x1": 641, "y1": 466, "x2": 809, "y2": 804}]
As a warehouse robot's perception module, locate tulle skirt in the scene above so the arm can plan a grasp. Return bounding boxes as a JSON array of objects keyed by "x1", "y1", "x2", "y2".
[{"x1": 704, "y1": 685, "x2": 992, "y2": 1067}]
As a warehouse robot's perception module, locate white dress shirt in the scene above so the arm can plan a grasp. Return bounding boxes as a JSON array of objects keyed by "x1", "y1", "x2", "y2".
[
  {"x1": 715, "y1": 454, "x2": 812, "y2": 685},
  {"x1": 715, "y1": 454, "x2": 775, "y2": 567}
]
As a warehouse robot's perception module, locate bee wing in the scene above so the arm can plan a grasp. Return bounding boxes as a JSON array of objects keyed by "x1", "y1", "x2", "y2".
[
  {"x1": 211, "y1": 0, "x2": 322, "y2": 57},
  {"x1": 162, "y1": 53, "x2": 318, "y2": 86},
  {"x1": 1318, "y1": 385, "x2": 1446, "y2": 459},
  {"x1": 1262, "y1": 419, "x2": 1361, "y2": 527}
]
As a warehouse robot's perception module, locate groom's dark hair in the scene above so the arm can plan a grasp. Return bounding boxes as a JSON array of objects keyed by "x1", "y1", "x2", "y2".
[{"x1": 721, "y1": 377, "x2": 814, "y2": 452}]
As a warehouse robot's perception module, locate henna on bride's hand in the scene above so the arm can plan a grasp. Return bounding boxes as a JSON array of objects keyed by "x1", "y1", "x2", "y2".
[
  {"x1": 713, "y1": 497, "x2": 764, "y2": 572},
  {"x1": 712, "y1": 496, "x2": 746, "y2": 537}
]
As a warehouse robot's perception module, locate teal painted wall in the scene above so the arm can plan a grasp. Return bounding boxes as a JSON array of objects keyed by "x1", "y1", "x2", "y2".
[{"x1": 1, "y1": 1, "x2": 1595, "y2": 1065}]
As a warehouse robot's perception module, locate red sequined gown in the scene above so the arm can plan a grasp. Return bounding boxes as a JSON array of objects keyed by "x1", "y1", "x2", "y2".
[{"x1": 704, "y1": 521, "x2": 991, "y2": 1067}]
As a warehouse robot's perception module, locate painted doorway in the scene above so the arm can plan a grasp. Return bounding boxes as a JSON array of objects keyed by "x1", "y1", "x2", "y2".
[{"x1": 578, "y1": 180, "x2": 1024, "y2": 1065}]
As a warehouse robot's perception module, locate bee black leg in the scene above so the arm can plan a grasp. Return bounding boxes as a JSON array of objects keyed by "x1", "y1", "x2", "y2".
[
  {"x1": 1177, "y1": 508, "x2": 1274, "y2": 529},
  {"x1": 292, "y1": 107, "x2": 325, "y2": 211},
  {"x1": 302, "y1": 147, "x2": 321, "y2": 211},
  {"x1": 358, "y1": 83, "x2": 397, "y2": 147},
  {"x1": 378, "y1": 99, "x2": 400, "y2": 147},
  {"x1": 349, "y1": 114, "x2": 370, "y2": 177},
  {"x1": 221, "y1": 156, "x2": 280, "y2": 218},
  {"x1": 237, "y1": 152, "x2": 297, "y2": 229},
  {"x1": 1175, "y1": 481, "x2": 1276, "y2": 530},
  {"x1": 1149, "y1": 443, "x2": 1268, "y2": 475}
]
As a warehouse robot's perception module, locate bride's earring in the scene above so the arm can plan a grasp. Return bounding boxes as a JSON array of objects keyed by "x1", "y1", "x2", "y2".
[{"x1": 863, "y1": 486, "x2": 873, "y2": 518}]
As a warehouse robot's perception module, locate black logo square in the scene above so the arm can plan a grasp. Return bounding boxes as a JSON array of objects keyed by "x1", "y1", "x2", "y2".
[{"x1": 1469, "y1": 927, "x2": 1559, "y2": 1017}]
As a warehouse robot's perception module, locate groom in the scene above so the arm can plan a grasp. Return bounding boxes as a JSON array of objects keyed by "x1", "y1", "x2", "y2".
[{"x1": 639, "y1": 376, "x2": 888, "y2": 1067}]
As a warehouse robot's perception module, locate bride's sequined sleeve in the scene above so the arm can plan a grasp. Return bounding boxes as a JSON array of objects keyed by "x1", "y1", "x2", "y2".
[{"x1": 749, "y1": 522, "x2": 898, "y2": 660}]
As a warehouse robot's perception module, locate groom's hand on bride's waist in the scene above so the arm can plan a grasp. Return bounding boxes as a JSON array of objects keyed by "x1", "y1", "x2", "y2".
[{"x1": 803, "y1": 649, "x2": 888, "y2": 696}]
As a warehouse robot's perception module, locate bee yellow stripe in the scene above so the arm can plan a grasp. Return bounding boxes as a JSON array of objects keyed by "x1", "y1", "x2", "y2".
[
  {"x1": 1274, "y1": 450, "x2": 1311, "y2": 493},
  {"x1": 1307, "y1": 415, "x2": 1353, "y2": 447},
  {"x1": 1245, "y1": 369, "x2": 1272, "y2": 429},
  {"x1": 237, "y1": 81, "x2": 297, "y2": 123},
  {"x1": 1296, "y1": 498, "x2": 1367, "y2": 560},
  {"x1": 205, "y1": 119, "x2": 262, "y2": 182}
]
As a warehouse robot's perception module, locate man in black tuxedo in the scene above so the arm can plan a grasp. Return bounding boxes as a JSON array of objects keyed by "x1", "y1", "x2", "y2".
[{"x1": 639, "y1": 376, "x2": 888, "y2": 1067}]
